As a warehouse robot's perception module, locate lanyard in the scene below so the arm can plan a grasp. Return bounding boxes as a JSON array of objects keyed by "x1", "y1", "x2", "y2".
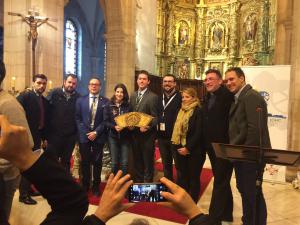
[{"x1": 162, "y1": 93, "x2": 177, "y2": 117}]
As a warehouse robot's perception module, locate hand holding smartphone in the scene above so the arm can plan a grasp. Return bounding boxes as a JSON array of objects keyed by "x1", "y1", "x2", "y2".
[{"x1": 128, "y1": 182, "x2": 168, "y2": 202}]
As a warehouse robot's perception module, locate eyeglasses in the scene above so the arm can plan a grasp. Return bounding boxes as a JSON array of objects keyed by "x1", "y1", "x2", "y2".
[{"x1": 89, "y1": 83, "x2": 100, "y2": 86}]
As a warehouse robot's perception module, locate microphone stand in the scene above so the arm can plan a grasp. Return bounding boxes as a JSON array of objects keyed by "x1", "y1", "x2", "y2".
[{"x1": 254, "y1": 107, "x2": 265, "y2": 225}]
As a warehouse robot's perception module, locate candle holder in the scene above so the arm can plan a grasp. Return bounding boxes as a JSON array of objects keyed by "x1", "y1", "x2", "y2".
[{"x1": 8, "y1": 86, "x2": 20, "y2": 96}]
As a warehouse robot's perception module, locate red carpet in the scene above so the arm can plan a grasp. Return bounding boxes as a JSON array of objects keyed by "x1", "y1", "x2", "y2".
[{"x1": 87, "y1": 148, "x2": 213, "y2": 224}]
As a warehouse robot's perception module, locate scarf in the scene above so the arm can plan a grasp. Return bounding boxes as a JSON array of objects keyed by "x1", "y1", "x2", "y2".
[{"x1": 171, "y1": 100, "x2": 199, "y2": 146}]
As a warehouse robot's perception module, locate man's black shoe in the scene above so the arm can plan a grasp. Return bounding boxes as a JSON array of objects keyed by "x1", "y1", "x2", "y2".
[{"x1": 19, "y1": 195, "x2": 37, "y2": 205}]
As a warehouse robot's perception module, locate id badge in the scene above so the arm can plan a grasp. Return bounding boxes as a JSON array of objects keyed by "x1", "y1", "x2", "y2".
[{"x1": 160, "y1": 122, "x2": 166, "y2": 131}]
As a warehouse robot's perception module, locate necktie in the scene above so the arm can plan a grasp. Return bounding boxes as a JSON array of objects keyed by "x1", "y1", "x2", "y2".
[
  {"x1": 90, "y1": 96, "x2": 97, "y2": 129},
  {"x1": 208, "y1": 94, "x2": 216, "y2": 110},
  {"x1": 39, "y1": 96, "x2": 44, "y2": 129},
  {"x1": 136, "y1": 92, "x2": 142, "y2": 104}
]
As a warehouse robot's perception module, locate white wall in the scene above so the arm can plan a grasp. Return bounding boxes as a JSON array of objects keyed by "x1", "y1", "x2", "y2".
[{"x1": 135, "y1": 0, "x2": 157, "y2": 74}]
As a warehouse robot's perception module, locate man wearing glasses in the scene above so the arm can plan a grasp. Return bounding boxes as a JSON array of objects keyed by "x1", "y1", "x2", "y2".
[
  {"x1": 75, "y1": 77, "x2": 109, "y2": 196},
  {"x1": 202, "y1": 69, "x2": 234, "y2": 225}
]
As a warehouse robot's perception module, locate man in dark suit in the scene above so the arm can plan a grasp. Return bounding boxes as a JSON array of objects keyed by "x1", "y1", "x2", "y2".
[
  {"x1": 225, "y1": 67, "x2": 271, "y2": 225},
  {"x1": 157, "y1": 74, "x2": 181, "y2": 181},
  {"x1": 75, "y1": 77, "x2": 109, "y2": 196},
  {"x1": 202, "y1": 69, "x2": 234, "y2": 225},
  {"x1": 46, "y1": 74, "x2": 80, "y2": 172},
  {"x1": 17, "y1": 73, "x2": 48, "y2": 205},
  {"x1": 129, "y1": 70, "x2": 158, "y2": 182}
]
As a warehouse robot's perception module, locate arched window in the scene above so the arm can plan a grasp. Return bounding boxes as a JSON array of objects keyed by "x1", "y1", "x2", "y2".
[{"x1": 64, "y1": 19, "x2": 79, "y2": 76}]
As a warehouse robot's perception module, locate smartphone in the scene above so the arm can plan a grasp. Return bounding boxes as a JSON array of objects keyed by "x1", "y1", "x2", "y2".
[{"x1": 128, "y1": 182, "x2": 168, "y2": 202}]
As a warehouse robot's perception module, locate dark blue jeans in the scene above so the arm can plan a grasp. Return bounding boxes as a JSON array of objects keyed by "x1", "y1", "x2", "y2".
[
  {"x1": 108, "y1": 136, "x2": 129, "y2": 175},
  {"x1": 234, "y1": 161, "x2": 267, "y2": 225}
]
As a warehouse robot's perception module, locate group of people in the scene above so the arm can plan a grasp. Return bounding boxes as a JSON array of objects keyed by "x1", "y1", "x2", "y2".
[{"x1": 0, "y1": 58, "x2": 270, "y2": 225}]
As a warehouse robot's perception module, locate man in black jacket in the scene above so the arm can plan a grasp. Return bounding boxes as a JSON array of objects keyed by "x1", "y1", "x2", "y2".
[
  {"x1": 157, "y1": 74, "x2": 181, "y2": 181},
  {"x1": 202, "y1": 69, "x2": 234, "y2": 225},
  {"x1": 17, "y1": 73, "x2": 49, "y2": 205},
  {"x1": 46, "y1": 74, "x2": 80, "y2": 172}
]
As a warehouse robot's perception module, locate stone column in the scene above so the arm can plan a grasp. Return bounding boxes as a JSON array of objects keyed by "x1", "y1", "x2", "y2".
[
  {"x1": 228, "y1": 1, "x2": 240, "y2": 67},
  {"x1": 3, "y1": 0, "x2": 64, "y2": 92},
  {"x1": 286, "y1": 0, "x2": 300, "y2": 181},
  {"x1": 101, "y1": 0, "x2": 136, "y2": 97}
]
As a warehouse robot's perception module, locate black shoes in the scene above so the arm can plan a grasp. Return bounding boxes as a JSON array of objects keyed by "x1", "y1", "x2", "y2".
[{"x1": 19, "y1": 195, "x2": 37, "y2": 205}]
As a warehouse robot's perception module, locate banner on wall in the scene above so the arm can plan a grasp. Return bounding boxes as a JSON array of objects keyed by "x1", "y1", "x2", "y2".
[{"x1": 241, "y1": 65, "x2": 291, "y2": 183}]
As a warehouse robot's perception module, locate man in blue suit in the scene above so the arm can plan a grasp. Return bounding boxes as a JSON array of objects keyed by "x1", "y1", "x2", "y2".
[{"x1": 75, "y1": 77, "x2": 109, "y2": 196}]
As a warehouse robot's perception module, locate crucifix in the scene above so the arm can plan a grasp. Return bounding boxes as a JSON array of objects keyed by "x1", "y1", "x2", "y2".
[{"x1": 8, "y1": 11, "x2": 57, "y2": 76}]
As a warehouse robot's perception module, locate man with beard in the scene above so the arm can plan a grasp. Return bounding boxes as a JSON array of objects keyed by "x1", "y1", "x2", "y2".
[
  {"x1": 157, "y1": 74, "x2": 181, "y2": 181},
  {"x1": 46, "y1": 74, "x2": 80, "y2": 172},
  {"x1": 17, "y1": 73, "x2": 48, "y2": 205}
]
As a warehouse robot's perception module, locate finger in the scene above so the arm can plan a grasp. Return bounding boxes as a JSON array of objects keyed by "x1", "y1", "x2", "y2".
[
  {"x1": 110, "y1": 171, "x2": 124, "y2": 190},
  {"x1": 160, "y1": 191, "x2": 175, "y2": 202},
  {"x1": 105, "y1": 173, "x2": 115, "y2": 189},
  {"x1": 114, "y1": 174, "x2": 131, "y2": 193},
  {"x1": 160, "y1": 177, "x2": 179, "y2": 194},
  {"x1": 117, "y1": 179, "x2": 133, "y2": 197}
]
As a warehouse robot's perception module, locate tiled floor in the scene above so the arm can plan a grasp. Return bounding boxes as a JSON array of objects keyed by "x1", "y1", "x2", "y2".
[{"x1": 9, "y1": 161, "x2": 300, "y2": 225}]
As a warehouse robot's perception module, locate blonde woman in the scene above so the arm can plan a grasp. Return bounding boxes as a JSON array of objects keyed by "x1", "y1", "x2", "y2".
[{"x1": 171, "y1": 87, "x2": 205, "y2": 203}]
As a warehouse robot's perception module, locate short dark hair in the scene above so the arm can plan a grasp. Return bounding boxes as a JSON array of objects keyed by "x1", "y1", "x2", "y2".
[
  {"x1": 65, "y1": 74, "x2": 78, "y2": 80},
  {"x1": 89, "y1": 76, "x2": 101, "y2": 85},
  {"x1": 205, "y1": 68, "x2": 222, "y2": 79},
  {"x1": 138, "y1": 70, "x2": 150, "y2": 80},
  {"x1": 111, "y1": 83, "x2": 129, "y2": 104},
  {"x1": 0, "y1": 61, "x2": 6, "y2": 85},
  {"x1": 33, "y1": 74, "x2": 47, "y2": 82},
  {"x1": 225, "y1": 67, "x2": 245, "y2": 79},
  {"x1": 163, "y1": 74, "x2": 176, "y2": 82}
]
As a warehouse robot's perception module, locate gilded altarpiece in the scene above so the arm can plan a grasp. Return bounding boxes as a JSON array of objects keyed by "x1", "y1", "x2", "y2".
[{"x1": 155, "y1": 0, "x2": 277, "y2": 79}]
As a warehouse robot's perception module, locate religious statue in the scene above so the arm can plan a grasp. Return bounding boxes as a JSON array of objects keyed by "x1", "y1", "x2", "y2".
[
  {"x1": 212, "y1": 21, "x2": 223, "y2": 49},
  {"x1": 178, "y1": 62, "x2": 189, "y2": 79},
  {"x1": 178, "y1": 25, "x2": 189, "y2": 45},
  {"x1": 244, "y1": 14, "x2": 257, "y2": 41}
]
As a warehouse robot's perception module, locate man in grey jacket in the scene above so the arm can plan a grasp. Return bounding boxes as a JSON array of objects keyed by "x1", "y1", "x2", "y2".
[
  {"x1": 0, "y1": 61, "x2": 34, "y2": 224},
  {"x1": 225, "y1": 67, "x2": 271, "y2": 225}
]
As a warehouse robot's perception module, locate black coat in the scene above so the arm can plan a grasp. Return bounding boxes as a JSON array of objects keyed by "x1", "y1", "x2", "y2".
[
  {"x1": 46, "y1": 88, "x2": 80, "y2": 138},
  {"x1": 202, "y1": 85, "x2": 234, "y2": 149},
  {"x1": 17, "y1": 89, "x2": 49, "y2": 150}
]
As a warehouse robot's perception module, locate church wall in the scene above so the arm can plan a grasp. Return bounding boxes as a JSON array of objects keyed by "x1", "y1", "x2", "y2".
[
  {"x1": 135, "y1": 0, "x2": 157, "y2": 75},
  {"x1": 64, "y1": 0, "x2": 105, "y2": 95}
]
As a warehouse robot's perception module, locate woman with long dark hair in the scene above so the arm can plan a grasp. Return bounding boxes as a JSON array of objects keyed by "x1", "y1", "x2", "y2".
[
  {"x1": 105, "y1": 83, "x2": 132, "y2": 175},
  {"x1": 171, "y1": 87, "x2": 205, "y2": 203}
]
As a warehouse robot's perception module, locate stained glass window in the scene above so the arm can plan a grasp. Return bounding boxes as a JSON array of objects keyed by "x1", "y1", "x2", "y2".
[{"x1": 65, "y1": 20, "x2": 78, "y2": 75}]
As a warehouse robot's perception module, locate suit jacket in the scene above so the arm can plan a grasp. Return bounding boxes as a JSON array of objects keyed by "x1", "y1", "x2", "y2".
[
  {"x1": 75, "y1": 95, "x2": 109, "y2": 144},
  {"x1": 228, "y1": 84, "x2": 271, "y2": 148},
  {"x1": 129, "y1": 89, "x2": 159, "y2": 131},
  {"x1": 17, "y1": 89, "x2": 49, "y2": 150},
  {"x1": 203, "y1": 85, "x2": 234, "y2": 149}
]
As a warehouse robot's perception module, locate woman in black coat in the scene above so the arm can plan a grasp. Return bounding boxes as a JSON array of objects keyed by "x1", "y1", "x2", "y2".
[{"x1": 171, "y1": 87, "x2": 205, "y2": 203}]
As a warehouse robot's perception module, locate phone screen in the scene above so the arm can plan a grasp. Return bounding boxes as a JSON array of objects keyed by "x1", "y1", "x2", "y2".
[{"x1": 128, "y1": 183, "x2": 168, "y2": 202}]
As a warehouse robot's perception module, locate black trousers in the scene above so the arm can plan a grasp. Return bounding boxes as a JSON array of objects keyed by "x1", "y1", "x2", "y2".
[
  {"x1": 79, "y1": 142, "x2": 104, "y2": 189},
  {"x1": 207, "y1": 147, "x2": 233, "y2": 222},
  {"x1": 0, "y1": 173, "x2": 9, "y2": 225},
  {"x1": 19, "y1": 144, "x2": 41, "y2": 197},
  {"x1": 174, "y1": 145, "x2": 205, "y2": 203},
  {"x1": 46, "y1": 134, "x2": 77, "y2": 172},
  {"x1": 131, "y1": 131, "x2": 156, "y2": 182},
  {"x1": 157, "y1": 137, "x2": 178, "y2": 181}
]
